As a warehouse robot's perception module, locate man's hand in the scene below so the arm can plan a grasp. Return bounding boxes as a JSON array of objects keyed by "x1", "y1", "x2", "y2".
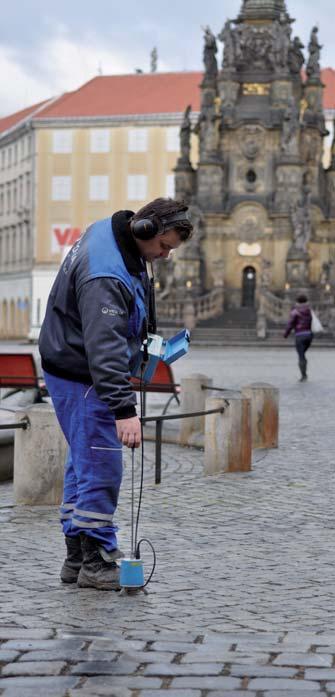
[{"x1": 116, "y1": 416, "x2": 141, "y2": 448}]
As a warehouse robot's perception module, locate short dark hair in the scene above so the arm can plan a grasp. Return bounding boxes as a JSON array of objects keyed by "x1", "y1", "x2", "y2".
[
  {"x1": 133, "y1": 197, "x2": 193, "y2": 241},
  {"x1": 296, "y1": 293, "x2": 308, "y2": 303}
]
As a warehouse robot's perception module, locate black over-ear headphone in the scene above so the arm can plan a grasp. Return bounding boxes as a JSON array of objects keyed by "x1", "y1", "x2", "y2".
[{"x1": 130, "y1": 211, "x2": 189, "y2": 240}]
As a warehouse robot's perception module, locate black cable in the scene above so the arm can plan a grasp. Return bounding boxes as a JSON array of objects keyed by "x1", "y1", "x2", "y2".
[
  {"x1": 132, "y1": 346, "x2": 156, "y2": 588},
  {"x1": 135, "y1": 538, "x2": 156, "y2": 587}
]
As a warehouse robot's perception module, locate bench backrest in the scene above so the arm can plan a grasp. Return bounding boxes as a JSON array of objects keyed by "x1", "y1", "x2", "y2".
[
  {"x1": 131, "y1": 359, "x2": 177, "y2": 393},
  {"x1": 0, "y1": 353, "x2": 38, "y2": 388}
]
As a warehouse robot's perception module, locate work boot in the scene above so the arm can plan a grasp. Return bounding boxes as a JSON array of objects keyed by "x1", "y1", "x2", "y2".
[
  {"x1": 77, "y1": 534, "x2": 122, "y2": 591},
  {"x1": 60, "y1": 536, "x2": 83, "y2": 584}
]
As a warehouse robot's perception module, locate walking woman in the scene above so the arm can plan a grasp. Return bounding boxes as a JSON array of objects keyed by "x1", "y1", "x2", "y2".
[{"x1": 284, "y1": 294, "x2": 313, "y2": 381}]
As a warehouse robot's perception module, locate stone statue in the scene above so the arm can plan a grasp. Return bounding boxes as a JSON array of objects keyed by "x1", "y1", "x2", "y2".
[
  {"x1": 194, "y1": 90, "x2": 220, "y2": 160},
  {"x1": 288, "y1": 37, "x2": 305, "y2": 74},
  {"x1": 290, "y1": 183, "x2": 312, "y2": 253},
  {"x1": 156, "y1": 255, "x2": 177, "y2": 299},
  {"x1": 320, "y1": 262, "x2": 331, "y2": 286},
  {"x1": 306, "y1": 26, "x2": 322, "y2": 80},
  {"x1": 218, "y1": 20, "x2": 235, "y2": 69},
  {"x1": 281, "y1": 98, "x2": 300, "y2": 156},
  {"x1": 202, "y1": 26, "x2": 218, "y2": 78},
  {"x1": 179, "y1": 105, "x2": 192, "y2": 163},
  {"x1": 260, "y1": 258, "x2": 272, "y2": 288},
  {"x1": 272, "y1": 12, "x2": 291, "y2": 70},
  {"x1": 301, "y1": 129, "x2": 320, "y2": 164}
]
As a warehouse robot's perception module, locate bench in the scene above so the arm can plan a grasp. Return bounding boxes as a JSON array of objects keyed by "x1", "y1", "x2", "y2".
[
  {"x1": 0, "y1": 353, "x2": 45, "y2": 401},
  {"x1": 131, "y1": 359, "x2": 180, "y2": 417}
]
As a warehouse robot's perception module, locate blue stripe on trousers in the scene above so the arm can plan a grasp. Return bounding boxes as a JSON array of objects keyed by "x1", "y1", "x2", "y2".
[{"x1": 44, "y1": 371, "x2": 123, "y2": 551}]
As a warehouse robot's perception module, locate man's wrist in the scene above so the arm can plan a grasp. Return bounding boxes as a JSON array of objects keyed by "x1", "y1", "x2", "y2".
[{"x1": 114, "y1": 405, "x2": 137, "y2": 420}]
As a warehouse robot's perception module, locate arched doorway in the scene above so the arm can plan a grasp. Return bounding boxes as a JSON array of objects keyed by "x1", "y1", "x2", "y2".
[{"x1": 242, "y1": 266, "x2": 256, "y2": 307}]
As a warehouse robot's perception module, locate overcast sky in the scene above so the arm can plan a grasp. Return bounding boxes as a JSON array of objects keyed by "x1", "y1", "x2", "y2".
[{"x1": 1, "y1": 0, "x2": 334, "y2": 117}]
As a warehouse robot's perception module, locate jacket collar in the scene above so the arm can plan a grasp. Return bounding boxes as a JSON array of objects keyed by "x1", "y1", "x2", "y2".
[{"x1": 112, "y1": 210, "x2": 145, "y2": 276}]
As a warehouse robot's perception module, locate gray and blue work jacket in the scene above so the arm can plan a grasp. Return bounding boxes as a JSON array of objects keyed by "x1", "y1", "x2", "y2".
[{"x1": 39, "y1": 210, "x2": 153, "y2": 419}]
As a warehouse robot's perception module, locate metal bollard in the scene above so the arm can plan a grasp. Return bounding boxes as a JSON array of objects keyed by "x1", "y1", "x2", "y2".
[
  {"x1": 179, "y1": 373, "x2": 212, "y2": 446},
  {"x1": 242, "y1": 382, "x2": 279, "y2": 449},
  {"x1": 14, "y1": 404, "x2": 66, "y2": 505},
  {"x1": 204, "y1": 395, "x2": 252, "y2": 475}
]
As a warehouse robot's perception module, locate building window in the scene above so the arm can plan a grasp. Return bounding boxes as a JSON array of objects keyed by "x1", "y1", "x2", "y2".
[
  {"x1": 89, "y1": 175, "x2": 109, "y2": 201},
  {"x1": 53, "y1": 130, "x2": 73, "y2": 154},
  {"x1": 90, "y1": 129, "x2": 110, "y2": 153},
  {"x1": 8, "y1": 147, "x2": 12, "y2": 168},
  {"x1": 1, "y1": 150, "x2": 5, "y2": 169},
  {"x1": 166, "y1": 127, "x2": 180, "y2": 152},
  {"x1": 165, "y1": 174, "x2": 175, "y2": 198},
  {"x1": 128, "y1": 128, "x2": 148, "y2": 152},
  {"x1": 127, "y1": 175, "x2": 147, "y2": 201},
  {"x1": 52, "y1": 176, "x2": 72, "y2": 201}
]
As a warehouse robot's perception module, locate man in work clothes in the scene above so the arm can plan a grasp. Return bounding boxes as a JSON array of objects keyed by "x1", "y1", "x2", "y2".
[{"x1": 39, "y1": 198, "x2": 193, "y2": 590}]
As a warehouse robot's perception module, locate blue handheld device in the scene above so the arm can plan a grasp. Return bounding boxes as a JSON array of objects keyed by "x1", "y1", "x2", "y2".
[{"x1": 132, "y1": 328, "x2": 190, "y2": 383}]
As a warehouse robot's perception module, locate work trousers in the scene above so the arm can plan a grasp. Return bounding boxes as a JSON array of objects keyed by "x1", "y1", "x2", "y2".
[
  {"x1": 44, "y1": 371, "x2": 123, "y2": 551},
  {"x1": 295, "y1": 334, "x2": 312, "y2": 377}
]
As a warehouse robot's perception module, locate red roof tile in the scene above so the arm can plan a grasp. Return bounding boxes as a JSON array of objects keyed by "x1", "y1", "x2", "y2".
[
  {"x1": 0, "y1": 99, "x2": 50, "y2": 135},
  {"x1": 1, "y1": 69, "x2": 335, "y2": 133},
  {"x1": 321, "y1": 68, "x2": 335, "y2": 110},
  {"x1": 35, "y1": 72, "x2": 203, "y2": 119}
]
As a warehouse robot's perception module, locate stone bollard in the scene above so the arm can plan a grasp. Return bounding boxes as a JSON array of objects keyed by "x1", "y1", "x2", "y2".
[
  {"x1": 241, "y1": 382, "x2": 279, "y2": 449},
  {"x1": 179, "y1": 373, "x2": 212, "y2": 446},
  {"x1": 14, "y1": 403, "x2": 67, "y2": 505},
  {"x1": 204, "y1": 395, "x2": 252, "y2": 475}
]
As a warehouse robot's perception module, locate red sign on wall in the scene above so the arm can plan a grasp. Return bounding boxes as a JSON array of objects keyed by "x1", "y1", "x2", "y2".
[{"x1": 51, "y1": 224, "x2": 81, "y2": 253}]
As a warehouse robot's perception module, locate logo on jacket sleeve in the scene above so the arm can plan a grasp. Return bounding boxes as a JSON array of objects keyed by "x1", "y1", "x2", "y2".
[{"x1": 101, "y1": 306, "x2": 126, "y2": 316}]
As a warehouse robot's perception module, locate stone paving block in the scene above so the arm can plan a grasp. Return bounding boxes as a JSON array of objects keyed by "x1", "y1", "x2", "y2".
[
  {"x1": 1, "y1": 660, "x2": 66, "y2": 676},
  {"x1": 69, "y1": 689, "x2": 131, "y2": 697},
  {"x1": 74, "y1": 675, "x2": 162, "y2": 689},
  {"x1": 71, "y1": 659, "x2": 140, "y2": 675},
  {"x1": 19, "y1": 648, "x2": 118, "y2": 663},
  {"x1": 171, "y1": 676, "x2": 241, "y2": 689},
  {"x1": 230, "y1": 664, "x2": 297, "y2": 677},
  {"x1": 248, "y1": 677, "x2": 322, "y2": 690},
  {"x1": 273, "y1": 652, "x2": 333, "y2": 667},
  {"x1": 210, "y1": 693, "x2": 256, "y2": 697},
  {"x1": 0, "y1": 650, "x2": 19, "y2": 662},
  {"x1": 3, "y1": 639, "x2": 85, "y2": 651},
  {"x1": 89, "y1": 638, "x2": 146, "y2": 652},
  {"x1": 0, "y1": 628, "x2": 54, "y2": 640},
  {"x1": 120, "y1": 651, "x2": 174, "y2": 663},
  {"x1": 305, "y1": 668, "x2": 335, "y2": 680},
  {"x1": 2, "y1": 688, "x2": 71, "y2": 697},
  {"x1": 150, "y1": 641, "x2": 199, "y2": 652},
  {"x1": 137, "y1": 692, "x2": 201, "y2": 697},
  {"x1": 264, "y1": 693, "x2": 322, "y2": 697},
  {"x1": 180, "y1": 650, "x2": 270, "y2": 663},
  {"x1": 0, "y1": 676, "x2": 79, "y2": 690},
  {"x1": 144, "y1": 662, "x2": 223, "y2": 676}
]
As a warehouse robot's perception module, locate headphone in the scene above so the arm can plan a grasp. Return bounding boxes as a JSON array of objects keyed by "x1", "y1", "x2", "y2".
[{"x1": 130, "y1": 211, "x2": 189, "y2": 240}]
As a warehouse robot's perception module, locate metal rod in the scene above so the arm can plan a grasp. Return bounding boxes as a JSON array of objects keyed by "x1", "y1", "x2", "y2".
[
  {"x1": 141, "y1": 406, "x2": 225, "y2": 424},
  {"x1": 0, "y1": 421, "x2": 29, "y2": 430},
  {"x1": 155, "y1": 420, "x2": 163, "y2": 485},
  {"x1": 131, "y1": 447, "x2": 135, "y2": 558}
]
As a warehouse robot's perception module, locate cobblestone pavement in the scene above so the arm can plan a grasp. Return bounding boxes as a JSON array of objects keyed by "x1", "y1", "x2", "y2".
[{"x1": 1, "y1": 345, "x2": 335, "y2": 695}]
